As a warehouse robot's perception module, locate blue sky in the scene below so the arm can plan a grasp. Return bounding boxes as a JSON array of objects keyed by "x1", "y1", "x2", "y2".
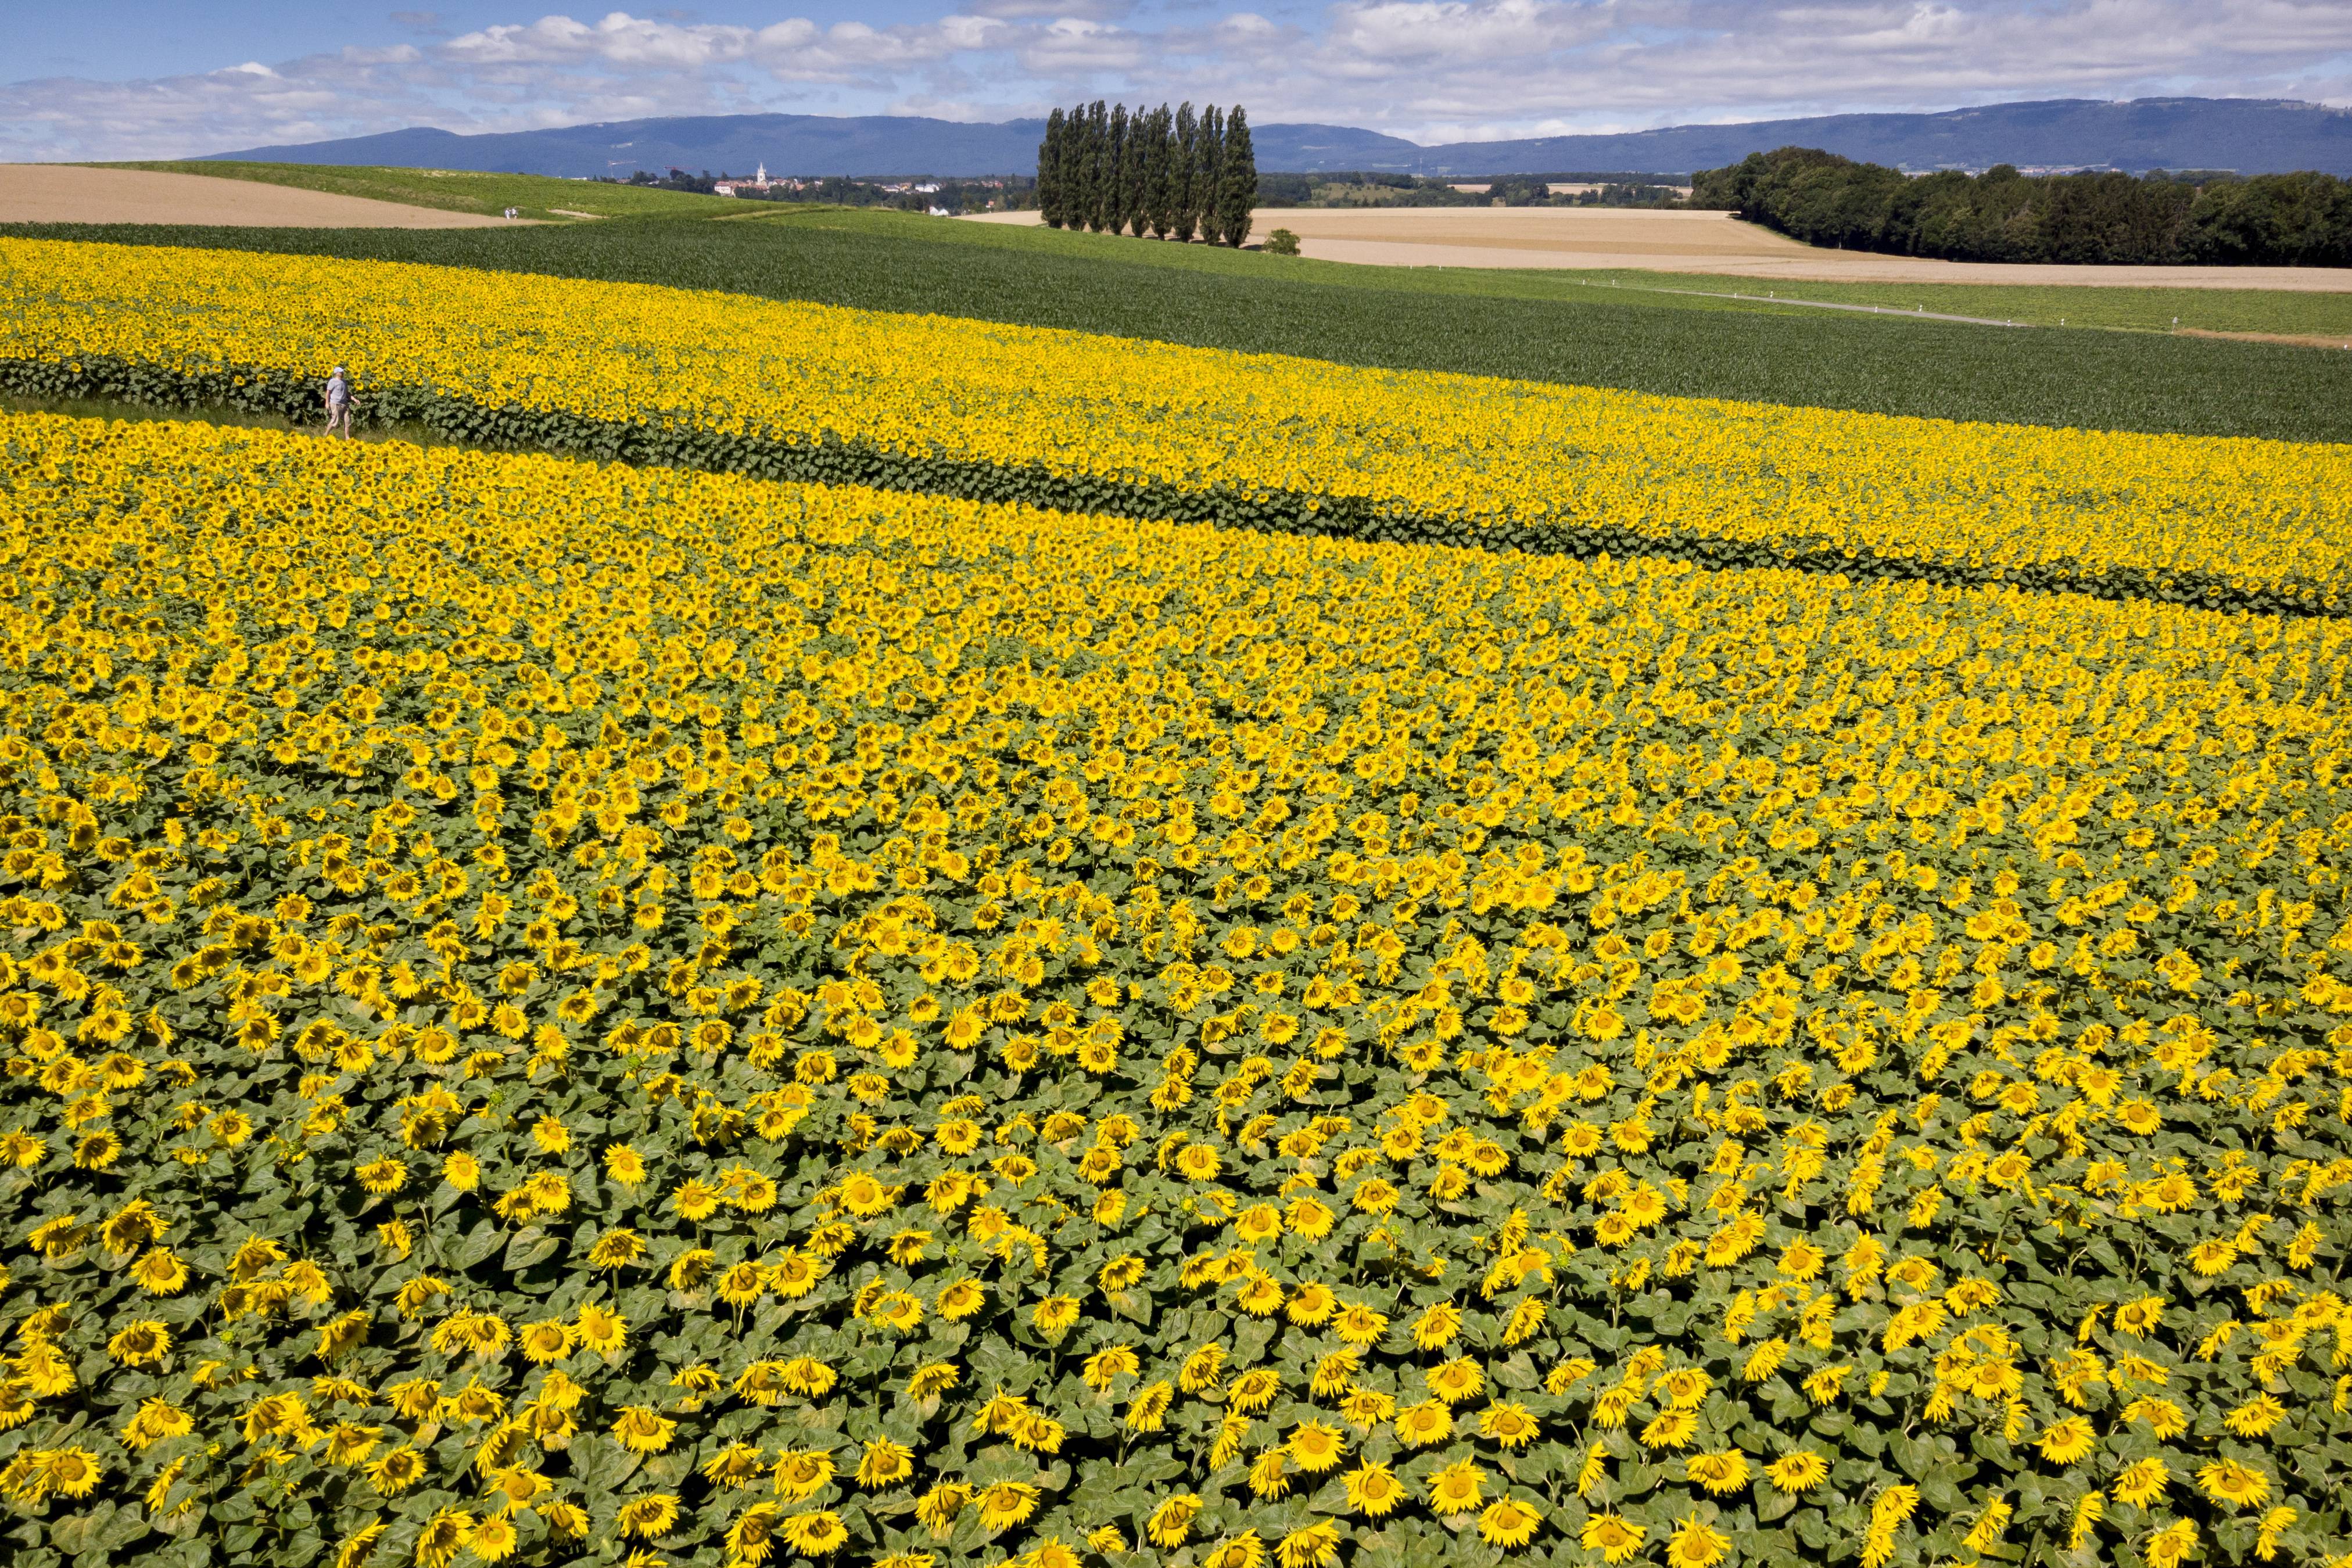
[{"x1": 7, "y1": 1, "x2": 2350, "y2": 161}]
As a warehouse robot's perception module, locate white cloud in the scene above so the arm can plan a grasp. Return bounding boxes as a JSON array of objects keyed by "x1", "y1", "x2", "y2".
[
  {"x1": 1017, "y1": 18, "x2": 1156, "y2": 72},
  {"x1": 1, "y1": 0, "x2": 2347, "y2": 162},
  {"x1": 1321, "y1": 0, "x2": 1616, "y2": 70}
]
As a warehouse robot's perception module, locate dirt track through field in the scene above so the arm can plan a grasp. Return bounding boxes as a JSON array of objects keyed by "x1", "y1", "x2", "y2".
[
  {"x1": 965, "y1": 207, "x2": 2352, "y2": 292},
  {"x1": 0, "y1": 165, "x2": 518, "y2": 228}
]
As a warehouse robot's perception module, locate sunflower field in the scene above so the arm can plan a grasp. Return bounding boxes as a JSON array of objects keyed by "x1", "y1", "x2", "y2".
[
  {"x1": 2, "y1": 236, "x2": 2349, "y2": 613},
  {"x1": 0, "y1": 239, "x2": 2350, "y2": 1568}
]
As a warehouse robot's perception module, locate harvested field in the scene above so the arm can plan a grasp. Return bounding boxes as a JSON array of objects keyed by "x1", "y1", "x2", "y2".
[
  {"x1": 0, "y1": 164, "x2": 518, "y2": 228},
  {"x1": 964, "y1": 206, "x2": 2352, "y2": 290}
]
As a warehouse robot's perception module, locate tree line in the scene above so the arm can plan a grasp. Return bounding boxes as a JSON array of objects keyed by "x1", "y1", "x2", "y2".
[
  {"x1": 1692, "y1": 147, "x2": 2352, "y2": 267},
  {"x1": 1037, "y1": 102, "x2": 1258, "y2": 246},
  {"x1": 618, "y1": 170, "x2": 1036, "y2": 214}
]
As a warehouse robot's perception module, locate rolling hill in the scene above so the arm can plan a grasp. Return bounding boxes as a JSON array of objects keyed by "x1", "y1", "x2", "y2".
[{"x1": 199, "y1": 96, "x2": 2352, "y2": 180}]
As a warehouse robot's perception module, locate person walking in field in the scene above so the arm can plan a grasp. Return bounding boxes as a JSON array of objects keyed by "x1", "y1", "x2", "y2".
[{"x1": 324, "y1": 365, "x2": 352, "y2": 439}]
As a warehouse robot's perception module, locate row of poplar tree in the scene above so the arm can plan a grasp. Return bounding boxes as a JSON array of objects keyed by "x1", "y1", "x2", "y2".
[{"x1": 1036, "y1": 102, "x2": 1259, "y2": 246}]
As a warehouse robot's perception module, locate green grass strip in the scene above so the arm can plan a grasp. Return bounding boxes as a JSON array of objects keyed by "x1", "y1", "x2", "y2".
[{"x1": 3, "y1": 352, "x2": 2337, "y2": 621}]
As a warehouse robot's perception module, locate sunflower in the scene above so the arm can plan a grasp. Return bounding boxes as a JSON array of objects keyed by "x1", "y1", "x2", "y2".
[
  {"x1": 1203, "y1": 1533, "x2": 1264, "y2": 1568},
  {"x1": 2188, "y1": 1237, "x2": 2241, "y2": 1276},
  {"x1": 1229, "y1": 1368, "x2": 1282, "y2": 1413},
  {"x1": 1146, "y1": 1494, "x2": 1202, "y2": 1548},
  {"x1": 1963, "y1": 1497, "x2": 2012, "y2": 1553},
  {"x1": 412, "y1": 1510, "x2": 472, "y2": 1568},
  {"x1": 1425, "y1": 1356, "x2": 1485, "y2": 1404},
  {"x1": 517, "y1": 1319, "x2": 574, "y2": 1365},
  {"x1": 1010, "y1": 1411, "x2": 1065, "y2": 1454},
  {"x1": 726, "y1": 1503, "x2": 784, "y2": 1566},
  {"x1": 771, "y1": 1450, "x2": 836, "y2": 1501},
  {"x1": 131, "y1": 1248, "x2": 189, "y2": 1296},
  {"x1": 40, "y1": 1448, "x2": 102, "y2": 1499},
  {"x1": 906, "y1": 1362, "x2": 960, "y2": 1400},
  {"x1": 369, "y1": 1447, "x2": 427, "y2": 1497},
  {"x1": 857, "y1": 1438, "x2": 915, "y2": 1489},
  {"x1": 915, "y1": 1483, "x2": 969, "y2": 1537},
  {"x1": 2197, "y1": 1459, "x2": 2271, "y2": 1510},
  {"x1": 611, "y1": 1406, "x2": 676, "y2": 1455},
  {"x1": 1665, "y1": 1516, "x2": 1731, "y2": 1568},
  {"x1": 1426, "y1": 1459, "x2": 1486, "y2": 1516},
  {"x1": 574, "y1": 1303, "x2": 627, "y2": 1357},
  {"x1": 1287, "y1": 1197, "x2": 1336, "y2": 1240},
  {"x1": 106, "y1": 1320, "x2": 171, "y2": 1368},
  {"x1": 1766, "y1": 1450, "x2": 1828, "y2": 1493},
  {"x1": 2224, "y1": 1394, "x2": 2285, "y2": 1438},
  {"x1": 1234, "y1": 1273, "x2": 1286, "y2": 1317},
  {"x1": 1343, "y1": 1461, "x2": 1403, "y2": 1517},
  {"x1": 465, "y1": 1513, "x2": 518, "y2": 1564},
  {"x1": 1581, "y1": 1513, "x2": 1646, "y2": 1565},
  {"x1": 2036, "y1": 1416, "x2": 2095, "y2": 1465},
  {"x1": 1478, "y1": 1498, "x2": 1542, "y2": 1551},
  {"x1": 716, "y1": 1261, "x2": 768, "y2": 1308},
  {"x1": 586, "y1": 1229, "x2": 647, "y2": 1271},
  {"x1": 616, "y1": 1494, "x2": 680, "y2": 1541},
  {"x1": 671, "y1": 1180, "x2": 721, "y2": 1221},
  {"x1": 1125, "y1": 1380, "x2": 1174, "y2": 1431},
  {"x1": 2145, "y1": 1520, "x2": 2200, "y2": 1568},
  {"x1": 975, "y1": 1480, "x2": 1041, "y2": 1531},
  {"x1": 1287, "y1": 1420, "x2": 1344, "y2": 1473},
  {"x1": 1684, "y1": 1448, "x2": 1750, "y2": 1496},
  {"x1": 1412, "y1": 1301, "x2": 1462, "y2": 1349},
  {"x1": 542, "y1": 1502, "x2": 589, "y2": 1540},
  {"x1": 1640, "y1": 1408, "x2": 1699, "y2": 1450},
  {"x1": 2112, "y1": 1457, "x2": 2171, "y2": 1508},
  {"x1": 1394, "y1": 1399, "x2": 1454, "y2": 1447},
  {"x1": 1249, "y1": 1448, "x2": 1291, "y2": 1500},
  {"x1": 334, "y1": 1523, "x2": 388, "y2": 1568},
  {"x1": 1277, "y1": 1522, "x2": 1342, "y2": 1568},
  {"x1": 935, "y1": 1278, "x2": 987, "y2": 1319},
  {"x1": 1332, "y1": 1303, "x2": 1389, "y2": 1346},
  {"x1": 771, "y1": 1249, "x2": 824, "y2": 1298},
  {"x1": 355, "y1": 1158, "x2": 408, "y2": 1195},
  {"x1": 780, "y1": 1512, "x2": 848, "y2": 1556},
  {"x1": 320, "y1": 1422, "x2": 381, "y2": 1467}
]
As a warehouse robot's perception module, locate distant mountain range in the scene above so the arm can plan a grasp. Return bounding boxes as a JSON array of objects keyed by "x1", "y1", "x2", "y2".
[{"x1": 203, "y1": 97, "x2": 2352, "y2": 179}]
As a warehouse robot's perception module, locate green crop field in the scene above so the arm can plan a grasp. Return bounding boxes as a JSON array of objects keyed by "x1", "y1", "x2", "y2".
[
  {"x1": 95, "y1": 162, "x2": 731, "y2": 223},
  {"x1": 10, "y1": 207, "x2": 2351, "y2": 442},
  {"x1": 783, "y1": 210, "x2": 2352, "y2": 341},
  {"x1": 1564, "y1": 271, "x2": 2352, "y2": 340}
]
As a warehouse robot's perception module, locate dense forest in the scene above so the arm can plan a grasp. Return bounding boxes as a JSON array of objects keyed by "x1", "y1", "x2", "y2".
[
  {"x1": 1692, "y1": 147, "x2": 2352, "y2": 265},
  {"x1": 1037, "y1": 102, "x2": 1257, "y2": 245}
]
